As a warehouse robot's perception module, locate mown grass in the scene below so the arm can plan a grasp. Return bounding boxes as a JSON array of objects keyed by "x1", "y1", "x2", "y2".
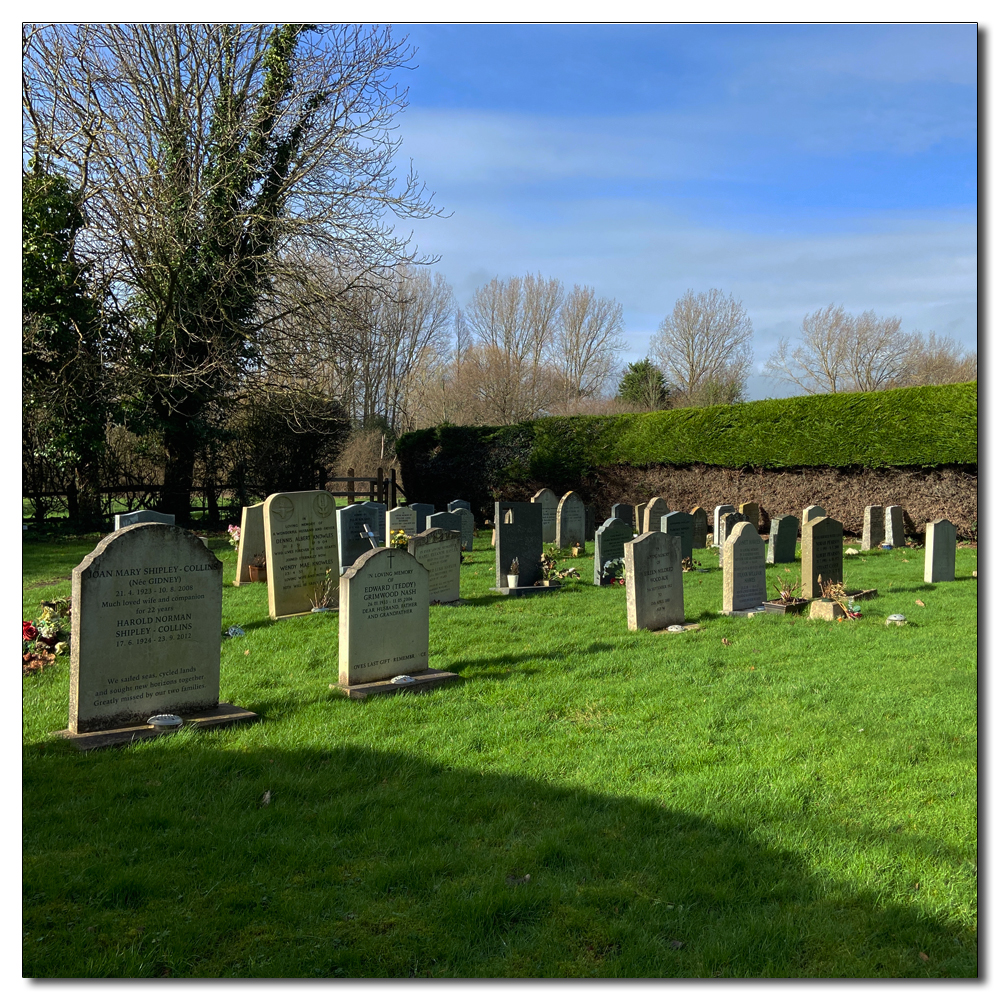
[{"x1": 23, "y1": 533, "x2": 977, "y2": 978}]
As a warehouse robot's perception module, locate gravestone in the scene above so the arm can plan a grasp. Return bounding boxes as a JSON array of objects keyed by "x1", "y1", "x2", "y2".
[
  {"x1": 410, "y1": 503, "x2": 434, "y2": 534},
  {"x1": 661, "y1": 510, "x2": 694, "y2": 560},
  {"x1": 336, "y1": 503, "x2": 376, "y2": 575},
  {"x1": 386, "y1": 506, "x2": 418, "y2": 546},
  {"x1": 428, "y1": 510, "x2": 462, "y2": 543},
  {"x1": 738, "y1": 502, "x2": 760, "y2": 531},
  {"x1": 408, "y1": 527, "x2": 462, "y2": 603},
  {"x1": 643, "y1": 497, "x2": 669, "y2": 534},
  {"x1": 610, "y1": 503, "x2": 635, "y2": 531},
  {"x1": 455, "y1": 507, "x2": 475, "y2": 551},
  {"x1": 924, "y1": 519, "x2": 957, "y2": 583},
  {"x1": 722, "y1": 521, "x2": 767, "y2": 614},
  {"x1": 690, "y1": 507, "x2": 709, "y2": 550},
  {"x1": 624, "y1": 531, "x2": 684, "y2": 631},
  {"x1": 64, "y1": 523, "x2": 255, "y2": 745},
  {"x1": 263, "y1": 490, "x2": 340, "y2": 618},
  {"x1": 494, "y1": 501, "x2": 543, "y2": 588},
  {"x1": 801, "y1": 516, "x2": 844, "y2": 599},
  {"x1": 634, "y1": 503, "x2": 648, "y2": 536},
  {"x1": 862, "y1": 505, "x2": 885, "y2": 550},
  {"x1": 531, "y1": 488, "x2": 559, "y2": 544},
  {"x1": 766, "y1": 515, "x2": 799, "y2": 564},
  {"x1": 585, "y1": 505, "x2": 596, "y2": 542},
  {"x1": 114, "y1": 509, "x2": 175, "y2": 531},
  {"x1": 717, "y1": 511, "x2": 748, "y2": 567},
  {"x1": 232, "y1": 502, "x2": 265, "y2": 586},
  {"x1": 885, "y1": 505, "x2": 906, "y2": 547},
  {"x1": 802, "y1": 504, "x2": 826, "y2": 525},
  {"x1": 338, "y1": 548, "x2": 429, "y2": 686},
  {"x1": 713, "y1": 505, "x2": 737, "y2": 547},
  {"x1": 555, "y1": 491, "x2": 586, "y2": 550},
  {"x1": 593, "y1": 517, "x2": 634, "y2": 586},
  {"x1": 447, "y1": 500, "x2": 472, "y2": 513},
  {"x1": 359, "y1": 501, "x2": 387, "y2": 545}
]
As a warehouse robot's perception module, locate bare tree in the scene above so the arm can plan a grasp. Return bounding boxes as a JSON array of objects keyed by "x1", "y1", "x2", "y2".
[
  {"x1": 649, "y1": 289, "x2": 753, "y2": 407},
  {"x1": 897, "y1": 332, "x2": 977, "y2": 388},
  {"x1": 552, "y1": 285, "x2": 627, "y2": 403}
]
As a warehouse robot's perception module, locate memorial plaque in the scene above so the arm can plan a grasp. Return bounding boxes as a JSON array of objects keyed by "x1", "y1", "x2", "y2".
[
  {"x1": 862, "y1": 505, "x2": 885, "y2": 550},
  {"x1": 386, "y1": 505, "x2": 418, "y2": 545},
  {"x1": 408, "y1": 527, "x2": 462, "y2": 603},
  {"x1": 717, "y1": 510, "x2": 748, "y2": 567},
  {"x1": 447, "y1": 499, "x2": 472, "y2": 513},
  {"x1": 722, "y1": 521, "x2": 766, "y2": 613},
  {"x1": 625, "y1": 531, "x2": 684, "y2": 631},
  {"x1": 690, "y1": 507, "x2": 709, "y2": 550},
  {"x1": 69, "y1": 524, "x2": 222, "y2": 733},
  {"x1": 801, "y1": 516, "x2": 844, "y2": 599},
  {"x1": 264, "y1": 490, "x2": 340, "y2": 618},
  {"x1": 495, "y1": 501, "x2": 543, "y2": 588},
  {"x1": 766, "y1": 515, "x2": 799, "y2": 565},
  {"x1": 556, "y1": 491, "x2": 586, "y2": 549},
  {"x1": 924, "y1": 519, "x2": 957, "y2": 583},
  {"x1": 661, "y1": 511, "x2": 694, "y2": 560},
  {"x1": 802, "y1": 504, "x2": 826, "y2": 525},
  {"x1": 233, "y1": 502, "x2": 265, "y2": 586},
  {"x1": 337, "y1": 503, "x2": 376, "y2": 575},
  {"x1": 114, "y1": 509, "x2": 175, "y2": 531},
  {"x1": 531, "y1": 488, "x2": 559, "y2": 544},
  {"x1": 885, "y1": 505, "x2": 906, "y2": 547},
  {"x1": 338, "y1": 548, "x2": 429, "y2": 686},
  {"x1": 713, "y1": 505, "x2": 736, "y2": 547},
  {"x1": 593, "y1": 517, "x2": 634, "y2": 585},
  {"x1": 643, "y1": 497, "x2": 669, "y2": 534},
  {"x1": 610, "y1": 503, "x2": 635, "y2": 531},
  {"x1": 410, "y1": 503, "x2": 435, "y2": 534},
  {"x1": 738, "y1": 502, "x2": 760, "y2": 531}
]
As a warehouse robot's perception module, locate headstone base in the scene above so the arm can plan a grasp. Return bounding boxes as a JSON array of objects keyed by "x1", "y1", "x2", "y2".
[
  {"x1": 54, "y1": 703, "x2": 260, "y2": 751},
  {"x1": 720, "y1": 606, "x2": 768, "y2": 618},
  {"x1": 332, "y1": 668, "x2": 460, "y2": 701},
  {"x1": 489, "y1": 583, "x2": 562, "y2": 598}
]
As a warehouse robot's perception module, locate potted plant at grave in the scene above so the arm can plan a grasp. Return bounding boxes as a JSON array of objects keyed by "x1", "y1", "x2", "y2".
[
  {"x1": 600, "y1": 556, "x2": 625, "y2": 586},
  {"x1": 507, "y1": 557, "x2": 519, "y2": 590},
  {"x1": 248, "y1": 552, "x2": 266, "y2": 583},
  {"x1": 571, "y1": 541, "x2": 585, "y2": 557},
  {"x1": 310, "y1": 568, "x2": 336, "y2": 611},
  {"x1": 538, "y1": 551, "x2": 557, "y2": 586},
  {"x1": 763, "y1": 571, "x2": 809, "y2": 614}
]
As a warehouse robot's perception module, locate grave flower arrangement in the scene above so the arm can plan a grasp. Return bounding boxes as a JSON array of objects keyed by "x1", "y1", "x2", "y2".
[
  {"x1": 819, "y1": 579, "x2": 862, "y2": 619},
  {"x1": 770, "y1": 571, "x2": 803, "y2": 604},
  {"x1": 601, "y1": 557, "x2": 625, "y2": 586},
  {"x1": 310, "y1": 568, "x2": 337, "y2": 610},
  {"x1": 227, "y1": 524, "x2": 241, "y2": 549},
  {"x1": 389, "y1": 528, "x2": 410, "y2": 550},
  {"x1": 23, "y1": 597, "x2": 71, "y2": 675},
  {"x1": 538, "y1": 551, "x2": 581, "y2": 585}
]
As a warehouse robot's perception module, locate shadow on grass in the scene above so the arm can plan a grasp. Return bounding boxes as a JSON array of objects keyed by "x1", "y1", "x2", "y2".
[{"x1": 22, "y1": 741, "x2": 976, "y2": 979}]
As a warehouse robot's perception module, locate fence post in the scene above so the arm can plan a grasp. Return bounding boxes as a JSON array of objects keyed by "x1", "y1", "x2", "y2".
[
  {"x1": 347, "y1": 468, "x2": 355, "y2": 504},
  {"x1": 390, "y1": 468, "x2": 397, "y2": 508},
  {"x1": 375, "y1": 467, "x2": 383, "y2": 504}
]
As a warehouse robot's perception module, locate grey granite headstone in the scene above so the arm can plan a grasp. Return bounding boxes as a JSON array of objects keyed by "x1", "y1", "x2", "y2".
[
  {"x1": 802, "y1": 504, "x2": 826, "y2": 525},
  {"x1": 69, "y1": 523, "x2": 221, "y2": 733},
  {"x1": 661, "y1": 511, "x2": 694, "y2": 560},
  {"x1": 713, "y1": 505, "x2": 736, "y2": 547},
  {"x1": 447, "y1": 500, "x2": 472, "y2": 513},
  {"x1": 556, "y1": 491, "x2": 586, "y2": 549},
  {"x1": 722, "y1": 521, "x2": 766, "y2": 613},
  {"x1": 428, "y1": 511, "x2": 462, "y2": 542},
  {"x1": 885, "y1": 505, "x2": 905, "y2": 547},
  {"x1": 610, "y1": 504, "x2": 635, "y2": 531},
  {"x1": 410, "y1": 503, "x2": 434, "y2": 534},
  {"x1": 643, "y1": 497, "x2": 669, "y2": 534},
  {"x1": 766, "y1": 515, "x2": 799, "y2": 565},
  {"x1": 531, "y1": 488, "x2": 559, "y2": 544},
  {"x1": 862, "y1": 505, "x2": 885, "y2": 550},
  {"x1": 114, "y1": 509, "x2": 175, "y2": 532},
  {"x1": 408, "y1": 527, "x2": 462, "y2": 603},
  {"x1": 801, "y1": 516, "x2": 844, "y2": 599},
  {"x1": 625, "y1": 531, "x2": 684, "y2": 631},
  {"x1": 337, "y1": 503, "x2": 376, "y2": 574},
  {"x1": 690, "y1": 507, "x2": 708, "y2": 550},
  {"x1": 924, "y1": 519, "x2": 957, "y2": 583},
  {"x1": 455, "y1": 507, "x2": 475, "y2": 551},
  {"x1": 593, "y1": 517, "x2": 634, "y2": 585},
  {"x1": 717, "y1": 511, "x2": 748, "y2": 567},
  {"x1": 495, "y1": 501, "x2": 543, "y2": 588}
]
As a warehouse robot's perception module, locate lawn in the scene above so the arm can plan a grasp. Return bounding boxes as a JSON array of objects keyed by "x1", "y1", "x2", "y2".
[{"x1": 22, "y1": 532, "x2": 977, "y2": 978}]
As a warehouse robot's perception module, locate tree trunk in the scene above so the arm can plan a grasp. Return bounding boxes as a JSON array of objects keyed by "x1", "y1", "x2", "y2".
[{"x1": 161, "y1": 421, "x2": 197, "y2": 524}]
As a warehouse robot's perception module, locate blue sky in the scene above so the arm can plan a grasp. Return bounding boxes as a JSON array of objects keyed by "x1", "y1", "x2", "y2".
[{"x1": 383, "y1": 21, "x2": 978, "y2": 400}]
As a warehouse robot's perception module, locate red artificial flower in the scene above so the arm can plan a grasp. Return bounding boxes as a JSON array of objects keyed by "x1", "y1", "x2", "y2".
[{"x1": 23, "y1": 621, "x2": 38, "y2": 642}]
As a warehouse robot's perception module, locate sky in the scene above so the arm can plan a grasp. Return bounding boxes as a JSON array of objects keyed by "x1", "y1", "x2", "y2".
[{"x1": 379, "y1": 21, "x2": 978, "y2": 400}]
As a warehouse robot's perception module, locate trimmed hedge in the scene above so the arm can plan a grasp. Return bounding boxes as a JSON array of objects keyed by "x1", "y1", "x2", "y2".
[{"x1": 396, "y1": 382, "x2": 977, "y2": 517}]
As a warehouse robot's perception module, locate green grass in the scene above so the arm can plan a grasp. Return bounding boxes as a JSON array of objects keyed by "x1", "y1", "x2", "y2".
[{"x1": 22, "y1": 533, "x2": 977, "y2": 978}]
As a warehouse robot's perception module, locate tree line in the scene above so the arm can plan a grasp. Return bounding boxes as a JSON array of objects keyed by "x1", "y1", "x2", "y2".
[{"x1": 22, "y1": 23, "x2": 976, "y2": 528}]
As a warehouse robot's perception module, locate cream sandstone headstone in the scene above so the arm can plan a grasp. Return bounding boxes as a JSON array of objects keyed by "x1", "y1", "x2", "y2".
[
  {"x1": 531, "y1": 488, "x2": 559, "y2": 544},
  {"x1": 738, "y1": 502, "x2": 760, "y2": 531},
  {"x1": 801, "y1": 515, "x2": 844, "y2": 599},
  {"x1": 642, "y1": 497, "x2": 669, "y2": 533},
  {"x1": 233, "y1": 502, "x2": 265, "y2": 586},
  {"x1": 386, "y1": 505, "x2": 418, "y2": 545},
  {"x1": 408, "y1": 527, "x2": 462, "y2": 603}
]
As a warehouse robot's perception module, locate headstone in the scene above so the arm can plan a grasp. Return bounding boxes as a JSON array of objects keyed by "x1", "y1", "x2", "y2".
[
  {"x1": 801, "y1": 516, "x2": 844, "y2": 599},
  {"x1": 531, "y1": 488, "x2": 559, "y2": 544},
  {"x1": 336, "y1": 503, "x2": 375, "y2": 575},
  {"x1": 689, "y1": 507, "x2": 708, "y2": 549},
  {"x1": 455, "y1": 507, "x2": 475, "y2": 551},
  {"x1": 359, "y1": 501, "x2": 387, "y2": 545},
  {"x1": 717, "y1": 511, "x2": 748, "y2": 566},
  {"x1": 624, "y1": 531, "x2": 684, "y2": 631},
  {"x1": 738, "y1": 502, "x2": 760, "y2": 531},
  {"x1": 924, "y1": 519, "x2": 957, "y2": 583},
  {"x1": 862, "y1": 505, "x2": 885, "y2": 550},
  {"x1": 661, "y1": 511, "x2": 694, "y2": 560},
  {"x1": 722, "y1": 521, "x2": 766, "y2": 614},
  {"x1": 610, "y1": 503, "x2": 635, "y2": 531},
  {"x1": 232, "y1": 502, "x2": 265, "y2": 586},
  {"x1": 410, "y1": 503, "x2": 434, "y2": 534},
  {"x1": 68, "y1": 523, "x2": 222, "y2": 733},
  {"x1": 494, "y1": 501, "x2": 543, "y2": 588},
  {"x1": 766, "y1": 515, "x2": 799, "y2": 564},
  {"x1": 802, "y1": 504, "x2": 826, "y2": 525},
  {"x1": 585, "y1": 504, "x2": 596, "y2": 542},
  {"x1": 338, "y1": 548, "x2": 429, "y2": 686},
  {"x1": 114, "y1": 509, "x2": 175, "y2": 531},
  {"x1": 555, "y1": 491, "x2": 586, "y2": 550},
  {"x1": 634, "y1": 502, "x2": 648, "y2": 536},
  {"x1": 713, "y1": 505, "x2": 737, "y2": 547},
  {"x1": 447, "y1": 500, "x2": 472, "y2": 513},
  {"x1": 263, "y1": 490, "x2": 340, "y2": 618},
  {"x1": 428, "y1": 510, "x2": 462, "y2": 543},
  {"x1": 643, "y1": 497, "x2": 669, "y2": 534},
  {"x1": 593, "y1": 517, "x2": 633, "y2": 586},
  {"x1": 386, "y1": 505, "x2": 418, "y2": 546},
  {"x1": 408, "y1": 528, "x2": 462, "y2": 603},
  {"x1": 885, "y1": 505, "x2": 906, "y2": 547}
]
